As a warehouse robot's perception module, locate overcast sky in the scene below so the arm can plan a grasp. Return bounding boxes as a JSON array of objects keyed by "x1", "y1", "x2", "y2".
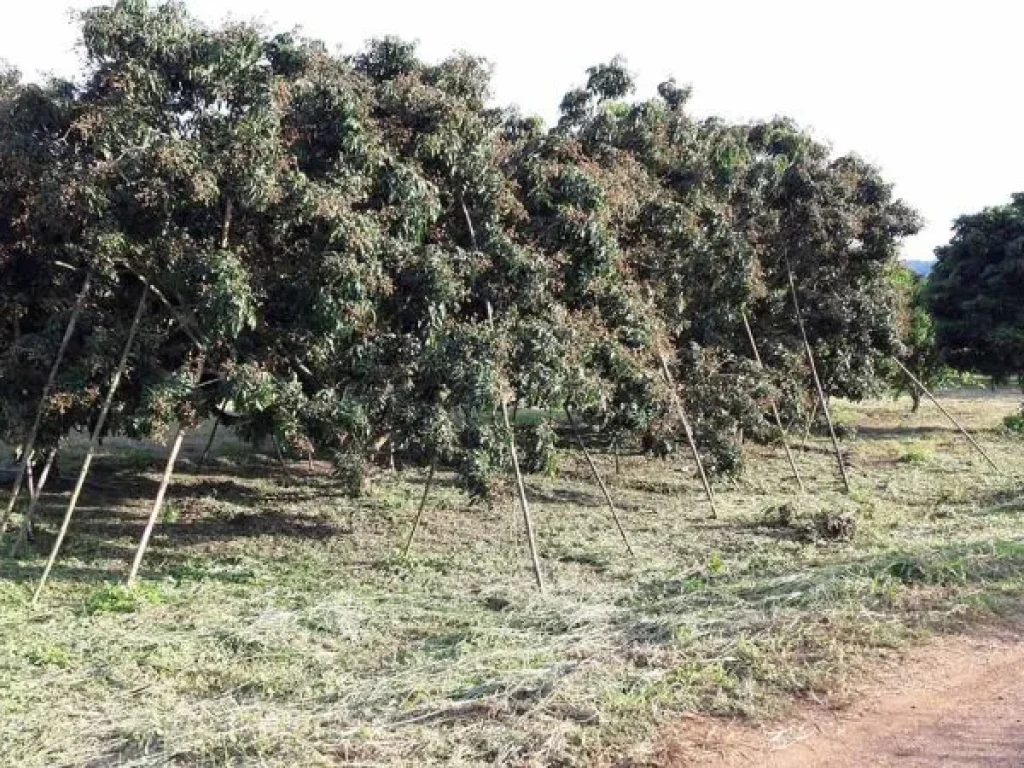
[{"x1": 2, "y1": 0, "x2": 1021, "y2": 263}]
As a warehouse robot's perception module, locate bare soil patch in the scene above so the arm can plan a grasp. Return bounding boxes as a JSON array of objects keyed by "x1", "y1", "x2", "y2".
[{"x1": 659, "y1": 612, "x2": 1024, "y2": 767}]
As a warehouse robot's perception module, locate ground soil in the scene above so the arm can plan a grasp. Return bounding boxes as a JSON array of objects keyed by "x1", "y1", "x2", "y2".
[{"x1": 659, "y1": 614, "x2": 1024, "y2": 767}]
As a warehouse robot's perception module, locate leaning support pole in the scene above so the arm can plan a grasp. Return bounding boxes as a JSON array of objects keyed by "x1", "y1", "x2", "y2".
[
  {"x1": 33, "y1": 287, "x2": 148, "y2": 605},
  {"x1": 401, "y1": 461, "x2": 436, "y2": 559},
  {"x1": 741, "y1": 311, "x2": 805, "y2": 493},
  {"x1": 501, "y1": 394, "x2": 545, "y2": 591},
  {"x1": 484, "y1": 295, "x2": 545, "y2": 591},
  {"x1": 801, "y1": 396, "x2": 820, "y2": 450},
  {"x1": 1, "y1": 271, "x2": 92, "y2": 536},
  {"x1": 10, "y1": 449, "x2": 58, "y2": 557},
  {"x1": 892, "y1": 358, "x2": 1003, "y2": 474},
  {"x1": 657, "y1": 350, "x2": 720, "y2": 519},
  {"x1": 126, "y1": 426, "x2": 187, "y2": 586},
  {"x1": 564, "y1": 408, "x2": 635, "y2": 557},
  {"x1": 785, "y1": 261, "x2": 851, "y2": 492}
]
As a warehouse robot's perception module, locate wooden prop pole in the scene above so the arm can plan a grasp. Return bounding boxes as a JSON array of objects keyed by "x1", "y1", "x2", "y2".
[
  {"x1": 565, "y1": 407, "x2": 635, "y2": 556},
  {"x1": 33, "y1": 287, "x2": 149, "y2": 604},
  {"x1": 741, "y1": 310, "x2": 805, "y2": 492},
  {"x1": 501, "y1": 394, "x2": 545, "y2": 590},
  {"x1": 126, "y1": 426, "x2": 187, "y2": 586},
  {"x1": 1, "y1": 271, "x2": 91, "y2": 535},
  {"x1": 657, "y1": 350, "x2": 720, "y2": 519},
  {"x1": 785, "y1": 261, "x2": 851, "y2": 492},
  {"x1": 893, "y1": 358, "x2": 1003, "y2": 474},
  {"x1": 401, "y1": 461, "x2": 437, "y2": 559}
]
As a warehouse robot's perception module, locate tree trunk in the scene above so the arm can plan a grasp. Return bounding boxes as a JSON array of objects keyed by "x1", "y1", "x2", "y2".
[
  {"x1": 272, "y1": 434, "x2": 292, "y2": 478},
  {"x1": 10, "y1": 448, "x2": 58, "y2": 557},
  {"x1": 32, "y1": 287, "x2": 148, "y2": 605},
  {"x1": 910, "y1": 389, "x2": 921, "y2": 413},
  {"x1": 468, "y1": 201, "x2": 543, "y2": 587},
  {"x1": 220, "y1": 197, "x2": 234, "y2": 250},
  {"x1": 126, "y1": 426, "x2": 186, "y2": 586},
  {"x1": 197, "y1": 412, "x2": 222, "y2": 470},
  {"x1": 1, "y1": 270, "x2": 92, "y2": 536}
]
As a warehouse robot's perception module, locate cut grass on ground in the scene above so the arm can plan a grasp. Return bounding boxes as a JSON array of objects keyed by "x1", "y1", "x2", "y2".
[{"x1": 1, "y1": 391, "x2": 1024, "y2": 766}]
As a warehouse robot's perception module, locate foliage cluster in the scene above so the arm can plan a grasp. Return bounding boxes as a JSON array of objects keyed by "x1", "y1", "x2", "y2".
[
  {"x1": 0, "y1": 1, "x2": 920, "y2": 497},
  {"x1": 929, "y1": 193, "x2": 1024, "y2": 381}
]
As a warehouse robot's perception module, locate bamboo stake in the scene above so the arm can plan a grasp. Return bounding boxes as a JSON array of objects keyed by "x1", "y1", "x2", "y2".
[
  {"x1": 1, "y1": 270, "x2": 92, "y2": 536},
  {"x1": 33, "y1": 287, "x2": 149, "y2": 604},
  {"x1": 785, "y1": 260, "x2": 851, "y2": 492},
  {"x1": 10, "y1": 448, "x2": 58, "y2": 557},
  {"x1": 126, "y1": 426, "x2": 186, "y2": 586},
  {"x1": 892, "y1": 357, "x2": 1003, "y2": 474},
  {"x1": 487, "y1": 298, "x2": 545, "y2": 590},
  {"x1": 657, "y1": 350, "x2": 720, "y2": 519},
  {"x1": 472, "y1": 183, "x2": 543, "y2": 588},
  {"x1": 501, "y1": 392, "x2": 545, "y2": 591},
  {"x1": 741, "y1": 311, "x2": 805, "y2": 492},
  {"x1": 565, "y1": 407, "x2": 635, "y2": 557},
  {"x1": 401, "y1": 461, "x2": 436, "y2": 559},
  {"x1": 801, "y1": 396, "x2": 820, "y2": 449}
]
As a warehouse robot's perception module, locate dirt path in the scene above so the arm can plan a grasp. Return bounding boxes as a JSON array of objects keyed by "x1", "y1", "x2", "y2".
[{"x1": 659, "y1": 619, "x2": 1024, "y2": 766}]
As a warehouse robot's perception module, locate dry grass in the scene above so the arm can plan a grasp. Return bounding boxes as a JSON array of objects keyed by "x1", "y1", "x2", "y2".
[{"x1": 2, "y1": 390, "x2": 1024, "y2": 766}]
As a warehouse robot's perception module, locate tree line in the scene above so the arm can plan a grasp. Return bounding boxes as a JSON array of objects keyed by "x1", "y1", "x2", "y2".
[{"x1": 1, "y1": 1, "x2": 929, "y2": 587}]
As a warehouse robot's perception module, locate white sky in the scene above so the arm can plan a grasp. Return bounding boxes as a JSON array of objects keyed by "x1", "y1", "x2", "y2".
[{"x1": 2, "y1": 0, "x2": 1022, "y2": 263}]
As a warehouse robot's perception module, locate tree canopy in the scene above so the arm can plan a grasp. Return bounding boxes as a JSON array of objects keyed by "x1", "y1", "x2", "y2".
[{"x1": 0, "y1": 0, "x2": 921, "y2": 500}]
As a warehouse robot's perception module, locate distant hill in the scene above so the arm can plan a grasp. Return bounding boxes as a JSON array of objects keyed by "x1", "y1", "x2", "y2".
[{"x1": 902, "y1": 259, "x2": 934, "y2": 277}]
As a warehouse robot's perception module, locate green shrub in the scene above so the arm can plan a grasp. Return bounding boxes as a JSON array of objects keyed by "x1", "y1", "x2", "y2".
[
  {"x1": 1003, "y1": 406, "x2": 1024, "y2": 436},
  {"x1": 900, "y1": 446, "x2": 934, "y2": 464},
  {"x1": 84, "y1": 584, "x2": 165, "y2": 615}
]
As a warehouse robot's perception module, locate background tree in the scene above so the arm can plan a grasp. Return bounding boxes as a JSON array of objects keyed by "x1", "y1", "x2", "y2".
[
  {"x1": 890, "y1": 265, "x2": 943, "y2": 411},
  {"x1": 929, "y1": 193, "x2": 1024, "y2": 381}
]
